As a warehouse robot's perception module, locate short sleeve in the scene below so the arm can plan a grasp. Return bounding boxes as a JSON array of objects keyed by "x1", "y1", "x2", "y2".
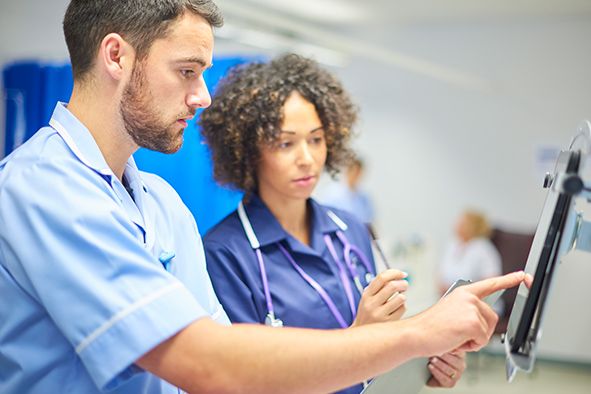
[
  {"x1": 0, "y1": 157, "x2": 208, "y2": 390},
  {"x1": 204, "y1": 240, "x2": 264, "y2": 324}
]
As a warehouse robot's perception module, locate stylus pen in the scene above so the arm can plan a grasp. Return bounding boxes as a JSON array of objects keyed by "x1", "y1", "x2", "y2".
[{"x1": 367, "y1": 224, "x2": 394, "y2": 270}]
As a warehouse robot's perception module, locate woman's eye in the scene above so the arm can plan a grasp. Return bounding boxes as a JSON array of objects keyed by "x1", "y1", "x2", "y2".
[
  {"x1": 278, "y1": 141, "x2": 292, "y2": 149},
  {"x1": 310, "y1": 137, "x2": 324, "y2": 144}
]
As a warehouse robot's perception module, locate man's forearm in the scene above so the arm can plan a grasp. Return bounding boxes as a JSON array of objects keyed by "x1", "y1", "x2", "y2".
[
  {"x1": 138, "y1": 317, "x2": 424, "y2": 394},
  {"x1": 138, "y1": 272, "x2": 526, "y2": 393}
]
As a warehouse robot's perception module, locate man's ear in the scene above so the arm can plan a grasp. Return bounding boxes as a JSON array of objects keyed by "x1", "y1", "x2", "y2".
[{"x1": 99, "y1": 33, "x2": 134, "y2": 81}]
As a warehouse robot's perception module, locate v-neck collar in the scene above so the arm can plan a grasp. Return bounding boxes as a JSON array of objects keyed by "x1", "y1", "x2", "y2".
[{"x1": 242, "y1": 195, "x2": 342, "y2": 256}]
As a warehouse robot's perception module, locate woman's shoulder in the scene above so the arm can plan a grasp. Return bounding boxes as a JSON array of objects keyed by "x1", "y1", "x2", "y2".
[{"x1": 203, "y1": 210, "x2": 245, "y2": 246}]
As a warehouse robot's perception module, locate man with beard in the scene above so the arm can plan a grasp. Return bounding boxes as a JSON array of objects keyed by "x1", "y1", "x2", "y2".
[{"x1": 0, "y1": 1, "x2": 530, "y2": 393}]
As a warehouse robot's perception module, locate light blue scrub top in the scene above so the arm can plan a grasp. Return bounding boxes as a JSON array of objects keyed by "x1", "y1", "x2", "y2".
[
  {"x1": 0, "y1": 103, "x2": 230, "y2": 393},
  {"x1": 204, "y1": 195, "x2": 376, "y2": 394}
]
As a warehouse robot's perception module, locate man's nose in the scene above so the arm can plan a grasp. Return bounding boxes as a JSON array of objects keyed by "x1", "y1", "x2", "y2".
[{"x1": 186, "y1": 76, "x2": 211, "y2": 109}]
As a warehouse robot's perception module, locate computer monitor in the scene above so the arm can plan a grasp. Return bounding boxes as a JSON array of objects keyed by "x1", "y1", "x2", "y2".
[{"x1": 504, "y1": 125, "x2": 590, "y2": 382}]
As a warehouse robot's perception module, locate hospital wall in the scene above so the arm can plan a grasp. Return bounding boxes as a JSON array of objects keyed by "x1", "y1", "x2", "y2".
[
  {"x1": 338, "y1": 17, "x2": 591, "y2": 251},
  {"x1": 328, "y1": 17, "x2": 591, "y2": 363},
  {"x1": 2, "y1": 0, "x2": 591, "y2": 364}
]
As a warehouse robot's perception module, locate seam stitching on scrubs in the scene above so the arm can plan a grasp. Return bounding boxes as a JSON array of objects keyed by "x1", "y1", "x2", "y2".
[{"x1": 75, "y1": 282, "x2": 183, "y2": 354}]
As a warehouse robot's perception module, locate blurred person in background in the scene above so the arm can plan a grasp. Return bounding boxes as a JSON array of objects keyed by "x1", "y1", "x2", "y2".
[
  {"x1": 438, "y1": 210, "x2": 503, "y2": 312},
  {"x1": 321, "y1": 157, "x2": 374, "y2": 225}
]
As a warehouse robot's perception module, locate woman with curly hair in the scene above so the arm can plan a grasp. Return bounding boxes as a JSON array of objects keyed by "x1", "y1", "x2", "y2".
[{"x1": 200, "y1": 54, "x2": 465, "y2": 392}]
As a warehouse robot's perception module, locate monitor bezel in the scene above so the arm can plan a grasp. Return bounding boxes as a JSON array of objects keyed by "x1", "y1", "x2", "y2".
[{"x1": 504, "y1": 149, "x2": 582, "y2": 373}]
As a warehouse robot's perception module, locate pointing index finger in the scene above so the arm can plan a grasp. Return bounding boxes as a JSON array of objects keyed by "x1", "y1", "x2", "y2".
[{"x1": 465, "y1": 271, "x2": 525, "y2": 299}]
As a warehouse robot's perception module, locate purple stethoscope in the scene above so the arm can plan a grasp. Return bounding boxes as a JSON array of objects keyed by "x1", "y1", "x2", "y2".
[{"x1": 237, "y1": 201, "x2": 384, "y2": 329}]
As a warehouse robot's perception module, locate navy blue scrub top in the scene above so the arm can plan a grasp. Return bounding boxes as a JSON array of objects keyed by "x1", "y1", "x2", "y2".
[{"x1": 204, "y1": 195, "x2": 376, "y2": 394}]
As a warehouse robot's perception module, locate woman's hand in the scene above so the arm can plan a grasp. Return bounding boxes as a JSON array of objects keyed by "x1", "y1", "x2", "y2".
[
  {"x1": 426, "y1": 351, "x2": 466, "y2": 388},
  {"x1": 351, "y1": 269, "x2": 408, "y2": 327}
]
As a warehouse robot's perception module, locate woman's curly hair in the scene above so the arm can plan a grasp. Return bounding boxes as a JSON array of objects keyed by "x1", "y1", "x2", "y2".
[{"x1": 199, "y1": 53, "x2": 358, "y2": 195}]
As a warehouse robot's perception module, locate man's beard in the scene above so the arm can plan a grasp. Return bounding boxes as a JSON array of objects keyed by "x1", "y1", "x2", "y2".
[{"x1": 120, "y1": 63, "x2": 190, "y2": 154}]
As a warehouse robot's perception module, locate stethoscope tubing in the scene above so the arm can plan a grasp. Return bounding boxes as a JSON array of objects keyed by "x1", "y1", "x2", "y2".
[
  {"x1": 336, "y1": 231, "x2": 375, "y2": 275},
  {"x1": 278, "y1": 243, "x2": 350, "y2": 328},
  {"x1": 238, "y1": 201, "x2": 387, "y2": 328},
  {"x1": 323, "y1": 234, "x2": 361, "y2": 316}
]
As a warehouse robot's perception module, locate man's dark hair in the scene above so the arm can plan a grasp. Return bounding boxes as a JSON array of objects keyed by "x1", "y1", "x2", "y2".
[
  {"x1": 200, "y1": 53, "x2": 357, "y2": 195},
  {"x1": 63, "y1": 0, "x2": 223, "y2": 81}
]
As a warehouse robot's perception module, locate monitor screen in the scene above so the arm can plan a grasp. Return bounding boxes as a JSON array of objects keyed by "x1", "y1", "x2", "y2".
[{"x1": 504, "y1": 142, "x2": 587, "y2": 381}]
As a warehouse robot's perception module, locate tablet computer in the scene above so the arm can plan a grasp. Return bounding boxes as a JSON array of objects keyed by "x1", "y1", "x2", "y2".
[{"x1": 504, "y1": 146, "x2": 585, "y2": 382}]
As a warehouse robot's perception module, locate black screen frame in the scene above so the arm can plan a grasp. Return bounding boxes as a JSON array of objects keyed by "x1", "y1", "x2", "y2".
[{"x1": 505, "y1": 150, "x2": 581, "y2": 358}]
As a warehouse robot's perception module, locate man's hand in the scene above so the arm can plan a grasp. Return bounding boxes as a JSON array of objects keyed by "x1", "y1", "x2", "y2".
[
  {"x1": 525, "y1": 273, "x2": 533, "y2": 288},
  {"x1": 425, "y1": 272, "x2": 532, "y2": 388},
  {"x1": 411, "y1": 271, "x2": 526, "y2": 357},
  {"x1": 351, "y1": 269, "x2": 408, "y2": 327}
]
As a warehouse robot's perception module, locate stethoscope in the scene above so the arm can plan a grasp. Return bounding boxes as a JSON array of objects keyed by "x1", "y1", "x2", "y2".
[{"x1": 238, "y1": 201, "x2": 390, "y2": 329}]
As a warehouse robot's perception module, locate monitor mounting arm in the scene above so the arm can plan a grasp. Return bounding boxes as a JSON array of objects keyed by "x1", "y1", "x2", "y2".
[{"x1": 544, "y1": 165, "x2": 591, "y2": 254}]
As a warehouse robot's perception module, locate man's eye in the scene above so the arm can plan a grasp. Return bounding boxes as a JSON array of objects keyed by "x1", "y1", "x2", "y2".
[{"x1": 181, "y1": 70, "x2": 196, "y2": 78}]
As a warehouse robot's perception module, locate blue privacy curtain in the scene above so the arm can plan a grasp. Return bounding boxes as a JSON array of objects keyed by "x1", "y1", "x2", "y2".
[
  {"x1": 2, "y1": 56, "x2": 253, "y2": 234},
  {"x1": 3, "y1": 62, "x2": 73, "y2": 158}
]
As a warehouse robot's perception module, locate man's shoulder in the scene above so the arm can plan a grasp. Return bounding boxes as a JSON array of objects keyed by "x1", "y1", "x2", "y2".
[
  {"x1": 2, "y1": 126, "x2": 63, "y2": 165},
  {"x1": 0, "y1": 127, "x2": 94, "y2": 188}
]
